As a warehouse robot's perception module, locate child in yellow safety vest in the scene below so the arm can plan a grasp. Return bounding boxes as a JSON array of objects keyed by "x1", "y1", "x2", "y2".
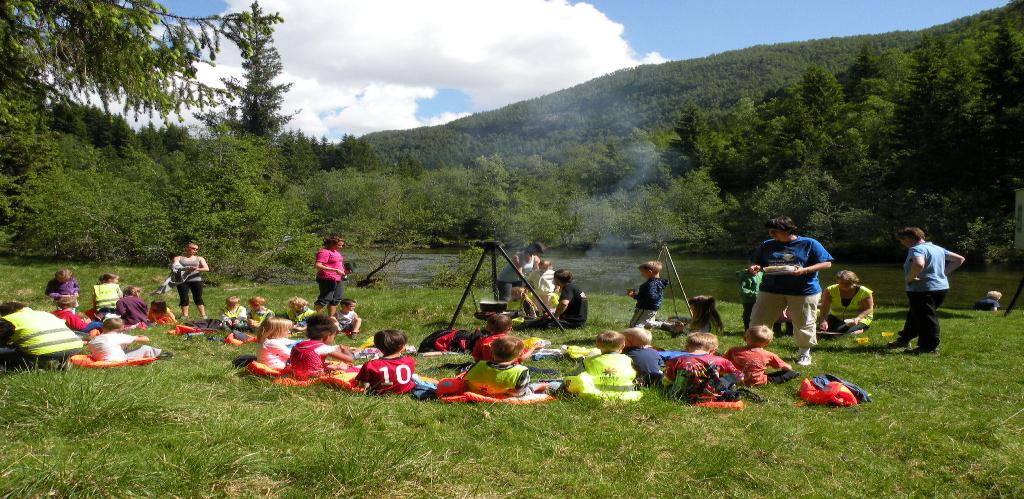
[
  {"x1": 286, "y1": 297, "x2": 316, "y2": 333},
  {"x1": 221, "y1": 296, "x2": 249, "y2": 330},
  {"x1": 463, "y1": 336, "x2": 532, "y2": 398},
  {"x1": 92, "y1": 273, "x2": 122, "y2": 319},
  {"x1": 565, "y1": 331, "x2": 643, "y2": 401},
  {"x1": 246, "y1": 296, "x2": 274, "y2": 330}
]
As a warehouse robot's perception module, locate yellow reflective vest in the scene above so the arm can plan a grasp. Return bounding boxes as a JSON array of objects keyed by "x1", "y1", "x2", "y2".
[
  {"x1": 566, "y1": 353, "x2": 643, "y2": 401},
  {"x1": 464, "y1": 361, "x2": 528, "y2": 397},
  {"x1": 93, "y1": 283, "x2": 121, "y2": 309},
  {"x1": 2, "y1": 308, "x2": 83, "y2": 356},
  {"x1": 826, "y1": 284, "x2": 874, "y2": 326}
]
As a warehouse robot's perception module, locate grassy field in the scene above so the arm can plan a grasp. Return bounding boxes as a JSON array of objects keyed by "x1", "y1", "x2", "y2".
[{"x1": 1, "y1": 257, "x2": 1022, "y2": 497}]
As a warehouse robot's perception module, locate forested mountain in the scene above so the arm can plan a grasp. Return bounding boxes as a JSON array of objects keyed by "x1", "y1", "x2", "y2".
[{"x1": 363, "y1": 8, "x2": 1003, "y2": 167}]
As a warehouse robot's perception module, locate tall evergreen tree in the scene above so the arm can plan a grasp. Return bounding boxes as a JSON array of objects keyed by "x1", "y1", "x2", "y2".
[{"x1": 200, "y1": 2, "x2": 294, "y2": 137}]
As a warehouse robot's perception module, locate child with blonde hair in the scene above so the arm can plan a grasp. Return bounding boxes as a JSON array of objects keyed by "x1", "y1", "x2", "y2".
[
  {"x1": 147, "y1": 300, "x2": 176, "y2": 325},
  {"x1": 286, "y1": 297, "x2": 315, "y2": 332},
  {"x1": 51, "y1": 295, "x2": 103, "y2": 337},
  {"x1": 247, "y1": 296, "x2": 273, "y2": 329},
  {"x1": 256, "y1": 317, "x2": 297, "y2": 370},
  {"x1": 622, "y1": 327, "x2": 663, "y2": 387},
  {"x1": 566, "y1": 331, "x2": 642, "y2": 400},
  {"x1": 974, "y1": 290, "x2": 1003, "y2": 311},
  {"x1": 221, "y1": 296, "x2": 248, "y2": 330},
  {"x1": 88, "y1": 317, "x2": 171, "y2": 362},
  {"x1": 662, "y1": 332, "x2": 741, "y2": 387},
  {"x1": 725, "y1": 325, "x2": 795, "y2": 385},
  {"x1": 45, "y1": 268, "x2": 80, "y2": 302},
  {"x1": 627, "y1": 261, "x2": 669, "y2": 328}
]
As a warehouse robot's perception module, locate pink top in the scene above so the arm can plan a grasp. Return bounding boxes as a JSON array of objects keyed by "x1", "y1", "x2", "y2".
[
  {"x1": 315, "y1": 248, "x2": 344, "y2": 281},
  {"x1": 725, "y1": 347, "x2": 791, "y2": 386}
]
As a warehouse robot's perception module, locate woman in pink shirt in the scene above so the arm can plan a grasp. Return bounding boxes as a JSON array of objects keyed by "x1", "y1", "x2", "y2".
[{"x1": 314, "y1": 235, "x2": 349, "y2": 317}]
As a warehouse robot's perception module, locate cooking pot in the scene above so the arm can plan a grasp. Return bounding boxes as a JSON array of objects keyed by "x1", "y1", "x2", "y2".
[{"x1": 479, "y1": 300, "x2": 508, "y2": 313}]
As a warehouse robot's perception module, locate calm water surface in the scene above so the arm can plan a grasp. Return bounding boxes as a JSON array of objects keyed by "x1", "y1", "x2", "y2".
[{"x1": 352, "y1": 248, "x2": 1024, "y2": 309}]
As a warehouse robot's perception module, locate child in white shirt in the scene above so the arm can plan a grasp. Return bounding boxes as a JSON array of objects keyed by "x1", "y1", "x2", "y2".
[
  {"x1": 334, "y1": 298, "x2": 362, "y2": 338},
  {"x1": 88, "y1": 317, "x2": 169, "y2": 361},
  {"x1": 256, "y1": 317, "x2": 297, "y2": 370}
]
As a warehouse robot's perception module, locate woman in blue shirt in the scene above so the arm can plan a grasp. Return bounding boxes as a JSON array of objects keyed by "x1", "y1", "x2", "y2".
[
  {"x1": 889, "y1": 227, "x2": 965, "y2": 354},
  {"x1": 748, "y1": 216, "x2": 833, "y2": 366}
]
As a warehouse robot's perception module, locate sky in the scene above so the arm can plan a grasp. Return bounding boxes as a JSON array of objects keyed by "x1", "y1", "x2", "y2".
[{"x1": 159, "y1": 0, "x2": 1006, "y2": 138}]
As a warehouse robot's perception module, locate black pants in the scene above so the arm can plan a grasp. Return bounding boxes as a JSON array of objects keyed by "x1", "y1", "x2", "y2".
[
  {"x1": 177, "y1": 280, "x2": 204, "y2": 306},
  {"x1": 742, "y1": 301, "x2": 755, "y2": 331},
  {"x1": 520, "y1": 317, "x2": 584, "y2": 330},
  {"x1": 315, "y1": 278, "x2": 345, "y2": 306},
  {"x1": 824, "y1": 315, "x2": 869, "y2": 335},
  {"x1": 900, "y1": 290, "x2": 947, "y2": 351}
]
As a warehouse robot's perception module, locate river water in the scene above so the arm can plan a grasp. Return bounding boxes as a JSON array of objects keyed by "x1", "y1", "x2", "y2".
[{"x1": 352, "y1": 248, "x2": 1024, "y2": 309}]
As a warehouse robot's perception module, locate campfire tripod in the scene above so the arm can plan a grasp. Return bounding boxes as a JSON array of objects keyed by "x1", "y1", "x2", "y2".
[
  {"x1": 656, "y1": 244, "x2": 694, "y2": 319},
  {"x1": 447, "y1": 241, "x2": 564, "y2": 331}
]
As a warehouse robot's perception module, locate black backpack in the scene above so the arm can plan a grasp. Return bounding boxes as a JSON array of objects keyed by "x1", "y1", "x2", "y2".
[{"x1": 669, "y1": 359, "x2": 742, "y2": 403}]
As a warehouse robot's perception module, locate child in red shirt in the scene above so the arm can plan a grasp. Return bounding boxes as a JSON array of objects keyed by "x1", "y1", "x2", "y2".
[
  {"x1": 725, "y1": 325, "x2": 794, "y2": 386},
  {"x1": 355, "y1": 329, "x2": 417, "y2": 395},
  {"x1": 663, "y1": 332, "x2": 742, "y2": 386},
  {"x1": 471, "y1": 314, "x2": 537, "y2": 363},
  {"x1": 285, "y1": 314, "x2": 354, "y2": 380},
  {"x1": 52, "y1": 296, "x2": 103, "y2": 337}
]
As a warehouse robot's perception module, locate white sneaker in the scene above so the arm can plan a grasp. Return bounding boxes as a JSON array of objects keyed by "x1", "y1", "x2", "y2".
[{"x1": 797, "y1": 352, "x2": 812, "y2": 366}]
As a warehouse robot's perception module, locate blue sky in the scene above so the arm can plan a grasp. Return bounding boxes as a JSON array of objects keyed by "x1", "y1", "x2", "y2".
[{"x1": 160, "y1": 0, "x2": 1006, "y2": 137}]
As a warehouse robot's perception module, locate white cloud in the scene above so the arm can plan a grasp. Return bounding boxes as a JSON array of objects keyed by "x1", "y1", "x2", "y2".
[{"x1": 195, "y1": 0, "x2": 666, "y2": 138}]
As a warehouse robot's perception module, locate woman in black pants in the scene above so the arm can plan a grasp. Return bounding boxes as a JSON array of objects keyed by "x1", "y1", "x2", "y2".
[{"x1": 172, "y1": 242, "x2": 210, "y2": 319}]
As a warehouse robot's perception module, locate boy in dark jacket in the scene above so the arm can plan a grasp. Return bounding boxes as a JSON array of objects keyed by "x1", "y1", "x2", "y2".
[{"x1": 627, "y1": 261, "x2": 669, "y2": 328}]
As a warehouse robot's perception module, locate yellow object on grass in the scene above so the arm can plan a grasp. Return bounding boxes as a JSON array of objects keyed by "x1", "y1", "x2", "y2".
[
  {"x1": 881, "y1": 331, "x2": 895, "y2": 338},
  {"x1": 358, "y1": 336, "x2": 375, "y2": 349},
  {"x1": 564, "y1": 345, "x2": 601, "y2": 359},
  {"x1": 855, "y1": 337, "x2": 870, "y2": 345},
  {"x1": 522, "y1": 337, "x2": 548, "y2": 350}
]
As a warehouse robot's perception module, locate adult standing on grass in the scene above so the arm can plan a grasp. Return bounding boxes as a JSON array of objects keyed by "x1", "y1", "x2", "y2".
[
  {"x1": 496, "y1": 241, "x2": 547, "y2": 302},
  {"x1": 0, "y1": 302, "x2": 84, "y2": 371},
  {"x1": 314, "y1": 235, "x2": 349, "y2": 317},
  {"x1": 748, "y1": 216, "x2": 833, "y2": 366},
  {"x1": 888, "y1": 227, "x2": 966, "y2": 355},
  {"x1": 173, "y1": 242, "x2": 210, "y2": 320}
]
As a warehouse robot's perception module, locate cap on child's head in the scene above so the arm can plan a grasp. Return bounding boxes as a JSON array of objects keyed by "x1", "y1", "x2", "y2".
[
  {"x1": 744, "y1": 325, "x2": 773, "y2": 347},
  {"x1": 685, "y1": 332, "x2": 718, "y2": 353},
  {"x1": 56, "y1": 295, "x2": 78, "y2": 309},
  {"x1": 490, "y1": 335, "x2": 525, "y2": 363},
  {"x1": 102, "y1": 317, "x2": 124, "y2": 332},
  {"x1": 374, "y1": 329, "x2": 408, "y2": 356},
  {"x1": 305, "y1": 314, "x2": 338, "y2": 340},
  {"x1": 638, "y1": 261, "x2": 662, "y2": 274},
  {"x1": 486, "y1": 313, "x2": 512, "y2": 334},
  {"x1": 987, "y1": 290, "x2": 1003, "y2": 300},
  {"x1": 596, "y1": 330, "x2": 626, "y2": 353},
  {"x1": 622, "y1": 327, "x2": 652, "y2": 347}
]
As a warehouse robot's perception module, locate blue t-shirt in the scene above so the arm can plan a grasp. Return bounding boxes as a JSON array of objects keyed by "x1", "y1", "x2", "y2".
[
  {"x1": 904, "y1": 242, "x2": 951, "y2": 292},
  {"x1": 751, "y1": 236, "x2": 833, "y2": 296}
]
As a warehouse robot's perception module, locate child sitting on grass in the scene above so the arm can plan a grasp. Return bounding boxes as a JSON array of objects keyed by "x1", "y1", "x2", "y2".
[
  {"x1": 662, "y1": 332, "x2": 741, "y2": 387},
  {"x1": 91, "y1": 273, "x2": 122, "y2": 319},
  {"x1": 286, "y1": 297, "x2": 316, "y2": 332},
  {"x1": 627, "y1": 261, "x2": 669, "y2": 328},
  {"x1": 285, "y1": 314, "x2": 354, "y2": 380},
  {"x1": 725, "y1": 325, "x2": 796, "y2": 386},
  {"x1": 88, "y1": 317, "x2": 171, "y2": 362},
  {"x1": 51, "y1": 296, "x2": 103, "y2": 337},
  {"x1": 355, "y1": 329, "x2": 417, "y2": 395},
  {"x1": 335, "y1": 298, "x2": 362, "y2": 337},
  {"x1": 256, "y1": 317, "x2": 297, "y2": 370},
  {"x1": 471, "y1": 314, "x2": 537, "y2": 363},
  {"x1": 662, "y1": 295, "x2": 723, "y2": 337},
  {"x1": 115, "y1": 286, "x2": 150, "y2": 327},
  {"x1": 566, "y1": 331, "x2": 642, "y2": 400},
  {"x1": 622, "y1": 327, "x2": 663, "y2": 387},
  {"x1": 45, "y1": 268, "x2": 80, "y2": 303},
  {"x1": 247, "y1": 296, "x2": 274, "y2": 330},
  {"x1": 147, "y1": 300, "x2": 176, "y2": 325},
  {"x1": 221, "y1": 296, "x2": 248, "y2": 330},
  {"x1": 463, "y1": 335, "x2": 532, "y2": 398}
]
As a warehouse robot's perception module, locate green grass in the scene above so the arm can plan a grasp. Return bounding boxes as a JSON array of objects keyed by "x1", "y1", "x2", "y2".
[{"x1": 1, "y1": 257, "x2": 1023, "y2": 496}]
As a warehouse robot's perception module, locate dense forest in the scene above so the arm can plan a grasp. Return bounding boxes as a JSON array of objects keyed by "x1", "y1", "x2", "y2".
[{"x1": 1, "y1": 1, "x2": 1022, "y2": 282}]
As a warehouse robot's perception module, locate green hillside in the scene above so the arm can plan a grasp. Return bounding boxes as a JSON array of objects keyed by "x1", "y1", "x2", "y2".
[{"x1": 363, "y1": 9, "x2": 1000, "y2": 167}]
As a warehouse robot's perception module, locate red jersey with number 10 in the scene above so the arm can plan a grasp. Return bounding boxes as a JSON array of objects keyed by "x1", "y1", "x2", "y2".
[{"x1": 354, "y1": 356, "x2": 416, "y2": 394}]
